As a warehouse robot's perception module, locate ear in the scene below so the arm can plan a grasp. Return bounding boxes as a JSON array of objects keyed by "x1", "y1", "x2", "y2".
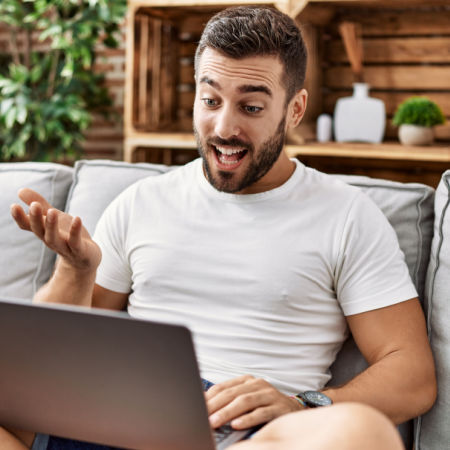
[{"x1": 286, "y1": 89, "x2": 308, "y2": 129}]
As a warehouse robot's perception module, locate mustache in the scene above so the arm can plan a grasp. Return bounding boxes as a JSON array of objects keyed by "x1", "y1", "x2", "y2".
[{"x1": 206, "y1": 136, "x2": 253, "y2": 150}]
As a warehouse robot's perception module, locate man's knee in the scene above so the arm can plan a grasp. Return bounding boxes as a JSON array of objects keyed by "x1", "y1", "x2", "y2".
[{"x1": 247, "y1": 402, "x2": 404, "y2": 450}]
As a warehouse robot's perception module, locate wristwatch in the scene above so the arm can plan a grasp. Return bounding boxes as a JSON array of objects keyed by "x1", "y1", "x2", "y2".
[{"x1": 295, "y1": 391, "x2": 333, "y2": 408}]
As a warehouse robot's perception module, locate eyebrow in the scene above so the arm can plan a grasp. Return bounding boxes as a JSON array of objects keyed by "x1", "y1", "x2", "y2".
[{"x1": 199, "y1": 77, "x2": 273, "y2": 97}]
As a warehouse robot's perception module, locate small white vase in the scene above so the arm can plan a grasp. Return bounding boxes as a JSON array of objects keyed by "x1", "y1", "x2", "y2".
[
  {"x1": 317, "y1": 114, "x2": 333, "y2": 142},
  {"x1": 398, "y1": 124, "x2": 434, "y2": 146},
  {"x1": 333, "y1": 83, "x2": 385, "y2": 144}
]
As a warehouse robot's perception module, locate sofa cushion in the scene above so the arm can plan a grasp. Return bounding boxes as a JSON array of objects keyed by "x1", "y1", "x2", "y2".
[
  {"x1": 0, "y1": 162, "x2": 73, "y2": 301},
  {"x1": 66, "y1": 160, "x2": 172, "y2": 235},
  {"x1": 416, "y1": 170, "x2": 450, "y2": 450}
]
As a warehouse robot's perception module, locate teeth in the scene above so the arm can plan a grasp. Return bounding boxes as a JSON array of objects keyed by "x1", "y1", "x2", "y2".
[{"x1": 215, "y1": 146, "x2": 245, "y2": 155}]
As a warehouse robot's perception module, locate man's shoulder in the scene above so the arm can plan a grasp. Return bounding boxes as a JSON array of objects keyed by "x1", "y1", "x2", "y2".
[
  {"x1": 125, "y1": 158, "x2": 201, "y2": 195},
  {"x1": 298, "y1": 163, "x2": 362, "y2": 201}
]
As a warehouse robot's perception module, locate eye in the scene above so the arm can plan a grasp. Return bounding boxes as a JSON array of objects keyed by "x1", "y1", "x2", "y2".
[
  {"x1": 243, "y1": 105, "x2": 263, "y2": 114},
  {"x1": 201, "y1": 98, "x2": 219, "y2": 108}
]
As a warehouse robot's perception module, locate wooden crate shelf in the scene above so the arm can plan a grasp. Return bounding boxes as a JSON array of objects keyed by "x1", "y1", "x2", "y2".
[{"x1": 124, "y1": 0, "x2": 450, "y2": 187}]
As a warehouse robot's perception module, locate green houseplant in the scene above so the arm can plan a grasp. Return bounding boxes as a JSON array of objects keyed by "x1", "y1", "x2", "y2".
[
  {"x1": 0, "y1": 0, "x2": 126, "y2": 161},
  {"x1": 392, "y1": 96, "x2": 446, "y2": 146}
]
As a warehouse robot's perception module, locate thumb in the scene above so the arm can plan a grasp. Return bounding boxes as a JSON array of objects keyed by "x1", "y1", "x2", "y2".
[{"x1": 18, "y1": 188, "x2": 53, "y2": 213}]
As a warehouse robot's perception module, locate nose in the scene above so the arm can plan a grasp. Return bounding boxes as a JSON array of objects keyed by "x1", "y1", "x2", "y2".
[{"x1": 214, "y1": 105, "x2": 241, "y2": 140}]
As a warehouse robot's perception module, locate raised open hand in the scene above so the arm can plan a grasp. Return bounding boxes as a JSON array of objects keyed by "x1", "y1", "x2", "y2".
[{"x1": 10, "y1": 188, "x2": 101, "y2": 272}]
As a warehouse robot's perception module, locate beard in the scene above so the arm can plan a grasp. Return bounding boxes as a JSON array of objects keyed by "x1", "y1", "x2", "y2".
[{"x1": 194, "y1": 116, "x2": 287, "y2": 193}]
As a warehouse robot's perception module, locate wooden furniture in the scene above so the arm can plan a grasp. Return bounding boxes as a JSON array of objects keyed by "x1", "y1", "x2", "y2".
[{"x1": 124, "y1": 0, "x2": 450, "y2": 187}]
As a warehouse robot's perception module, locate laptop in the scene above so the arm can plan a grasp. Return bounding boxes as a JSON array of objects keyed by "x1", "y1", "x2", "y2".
[{"x1": 0, "y1": 298, "x2": 253, "y2": 449}]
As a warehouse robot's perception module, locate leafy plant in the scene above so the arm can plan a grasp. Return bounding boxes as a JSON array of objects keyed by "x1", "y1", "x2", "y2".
[
  {"x1": 392, "y1": 97, "x2": 446, "y2": 128},
  {"x1": 0, "y1": 0, "x2": 126, "y2": 161}
]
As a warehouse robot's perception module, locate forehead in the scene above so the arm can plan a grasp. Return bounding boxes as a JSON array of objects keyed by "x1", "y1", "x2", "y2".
[{"x1": 196, "y1": 48, "x2": 284, "y2": 94}]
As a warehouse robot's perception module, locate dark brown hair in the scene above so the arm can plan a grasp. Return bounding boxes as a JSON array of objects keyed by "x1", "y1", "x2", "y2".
[{"x1": 195, "y1": 6, "x2": 307, "y2": 103}]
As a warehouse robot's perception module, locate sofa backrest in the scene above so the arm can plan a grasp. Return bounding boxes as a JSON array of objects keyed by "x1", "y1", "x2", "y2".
[
  {"x1": 66, "y1": 160, "x2": 172, "y2": 235},
  {"x1": 415, "y1": 170, "x2": 450, "y2": 450}
]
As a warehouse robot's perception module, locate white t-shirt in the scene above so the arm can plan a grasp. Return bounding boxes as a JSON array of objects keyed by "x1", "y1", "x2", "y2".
[{"x1": 93, "y1": 158, "x2": 417, "y2": 394}]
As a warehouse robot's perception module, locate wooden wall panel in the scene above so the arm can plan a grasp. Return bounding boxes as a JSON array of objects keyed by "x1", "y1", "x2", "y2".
[
  {"x1": 330, "y1": 9, "x2": 450, "y2": 36},
  {"x1": 327, "y1": 37, "x2": 450, "y2": 64},
  {"x1": 324, "y1": 66, "x2": 450, "y2": 90},
  {"x1": 319, "y1": 4, "x2": 450, "y2": 144}
]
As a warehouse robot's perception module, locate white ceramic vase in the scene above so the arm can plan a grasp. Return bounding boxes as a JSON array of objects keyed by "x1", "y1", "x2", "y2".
[
  {"x1": 398, "y1": 124, "x2": 434, "y2": 146},
  {"x1": 316, "y1": 114, "x2": 333, "y2": 142},
  {"x1": 333, "y1": 83, "x2": 385, "y2": 143}
]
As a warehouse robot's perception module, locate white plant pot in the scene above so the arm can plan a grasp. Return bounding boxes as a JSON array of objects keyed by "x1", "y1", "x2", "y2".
[{"x1": 398, "y1": 124, "x2": 434, "y2": 146}]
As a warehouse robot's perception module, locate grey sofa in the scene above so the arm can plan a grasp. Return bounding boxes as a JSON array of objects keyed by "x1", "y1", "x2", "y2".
[{"x1": 0, "y1": 159, "x2": 448, "y2": 450}]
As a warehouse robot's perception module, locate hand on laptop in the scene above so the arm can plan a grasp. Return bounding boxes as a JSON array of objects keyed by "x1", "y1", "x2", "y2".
[
  {"x1": 205, "y1": 374, "x2": 303, "y2": 430},
  {"x1": 10, "y1": 188, "x2": 101, "y2": 272}
]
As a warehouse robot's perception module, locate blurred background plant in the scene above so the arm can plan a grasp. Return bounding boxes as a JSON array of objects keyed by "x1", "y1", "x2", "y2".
[
  {"x1": 393, "y1": 96, "x2": 446, "y2": 128},
  {"x1": 0, "y1": 0, "x2": 126, "y2": 161}
]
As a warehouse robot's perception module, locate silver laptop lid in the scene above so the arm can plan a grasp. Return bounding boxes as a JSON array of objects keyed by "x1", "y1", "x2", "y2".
[{"x1": 0, "y1": 298, "x2": 215, "y2": 450}]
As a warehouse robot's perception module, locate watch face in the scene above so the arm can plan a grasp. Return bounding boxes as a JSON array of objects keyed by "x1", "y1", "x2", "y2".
[{"x1": 302, "y1": 391, "x2": 332, "y2": 407}]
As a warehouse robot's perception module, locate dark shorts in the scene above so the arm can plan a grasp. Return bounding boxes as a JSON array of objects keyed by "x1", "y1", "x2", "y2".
[{"x1": 32, "y1": 379, "x2": 225, "y2": 450}]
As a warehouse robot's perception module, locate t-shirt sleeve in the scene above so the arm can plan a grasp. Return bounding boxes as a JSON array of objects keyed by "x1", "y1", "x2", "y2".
[
  {"x1": 93, "y1": 190, "x2": 133, "y2": 294},
  {"x1": 335, "y1": 191, "x2": 418, "y2": 316}
]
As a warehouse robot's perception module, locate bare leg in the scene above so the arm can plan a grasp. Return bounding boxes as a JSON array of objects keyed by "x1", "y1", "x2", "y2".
[
  {"x1": 0, "y1": 427, "x2": 35, "y2": 450},
  {"x1": 229, "y1": 403, "x2": 405, "y2": 450}
]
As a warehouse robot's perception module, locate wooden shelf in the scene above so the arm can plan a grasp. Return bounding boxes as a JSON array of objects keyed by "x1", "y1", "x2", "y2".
[
  {"x1": 286, "y1": 141, "x2": 450, "y2": 162},
  {"x1": 125, "y1": 132, "x2": 450, "y2": 163}
]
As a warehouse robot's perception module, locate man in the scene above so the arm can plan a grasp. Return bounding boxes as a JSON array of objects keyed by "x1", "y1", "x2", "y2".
[{"x1": 6, "y1": 6, "x2": 435, "y2": 450}]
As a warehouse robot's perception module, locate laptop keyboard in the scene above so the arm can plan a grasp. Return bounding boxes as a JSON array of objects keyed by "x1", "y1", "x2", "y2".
[{"x1": 214, "y1": 424, "x2": 235, "y2": 444}]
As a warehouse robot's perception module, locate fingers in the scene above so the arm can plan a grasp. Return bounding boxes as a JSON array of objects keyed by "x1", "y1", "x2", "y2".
[
  {"x1": 28, "y1": 202, "x2": 46, "y2": 238},
  {"x1": 207, "y1": 376, "x2": 298, "y2": 430},
  {"x1": 67, "y1": 216, "x2": 84, "y2": 254},
  {"x1": 44, "y1": 211, "x2": 83, "y2": 256},
  {"x1": 18, "y1": 188, "x2": 52, "y2": 213},
  {"x1": 10, "y1": 204, "x2": 31, "y2": 231}
]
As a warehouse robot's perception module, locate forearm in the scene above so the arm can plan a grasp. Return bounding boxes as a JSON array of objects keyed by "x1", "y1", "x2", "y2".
[
  {"x1": 33, "y1": 258, "x2": 97, "y2": 307},
  {"x1": 324, "y1": 349, "x2": 436, "y2": 424}
]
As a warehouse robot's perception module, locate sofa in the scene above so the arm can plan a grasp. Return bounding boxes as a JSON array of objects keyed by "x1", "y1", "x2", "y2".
[{"x1": 0, "y1": 159, "x2": 448, "y2": 450}]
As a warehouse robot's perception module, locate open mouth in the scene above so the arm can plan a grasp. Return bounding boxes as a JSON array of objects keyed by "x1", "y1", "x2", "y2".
[{"x1": 212, "y1": 145, "x2": 248, "y2": 169}]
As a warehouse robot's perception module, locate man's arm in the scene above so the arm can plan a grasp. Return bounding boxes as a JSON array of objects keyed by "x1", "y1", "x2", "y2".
[
  {"x1": 206, "y1": 297, "x2": 436, "y2": 429},
  {"x1": 11, "y1": 188, "x2": 128, "y2": 310},
  {"x1": 324, "y1": 297, "x2": 436, "y2": 424}
]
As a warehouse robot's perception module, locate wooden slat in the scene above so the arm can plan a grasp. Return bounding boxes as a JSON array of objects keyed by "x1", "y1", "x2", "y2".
[
  {"x1": 151, "y1": 18, "x2": 162, "y2": 126},
  {"x1": 323, "y1": 91, "x2": 450, "y2": 117},
  {"x1": 177, "y1": 12, "x2": 211, "y2": 36},
  {"x1": 325, "y1": 66, "x2": 450, "y2": 90},
  {"x1": 330, "y1": 9, "x2": 450, "y2": 36},
  {"x1": 179, "y1": 62, "x2": 195, "y2": 85},
  {"x1": 178, "y1": 41, "x2": 197, "y2": 57},
  {"x1": 138, "y1": 15, "x2": 149, "y2": 126},
  {"x1": 327, "y1": 37, "x2": 450, "y2": 64},
  {"x1": 179, "y1": 91, "x2": 195, "y2": 109}
]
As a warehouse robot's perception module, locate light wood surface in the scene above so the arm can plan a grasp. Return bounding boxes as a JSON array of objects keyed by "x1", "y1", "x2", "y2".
[{"x1": 123, "y1": 132, "x2": 450, "y2": 163}]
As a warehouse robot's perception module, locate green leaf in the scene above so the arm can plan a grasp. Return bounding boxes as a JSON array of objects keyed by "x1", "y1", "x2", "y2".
[
  {"x1": 5, "y1": 106, "x2": 17, "y2": 128},
  {"x1": 16, "y1": 102, "x2": 27, "y2": 124},
  {"x1": 30, "y1": 64, "x2": 44, "y2": 83},
  {"x1": 0, "y1": 98, "x2": 14, "y2": 115},
  {"x1": 9, "y1": 64, "x2": 28, "y2": 83},
  {"x1": 39, "y1": 24, "x2": 63, "y2": 42}
]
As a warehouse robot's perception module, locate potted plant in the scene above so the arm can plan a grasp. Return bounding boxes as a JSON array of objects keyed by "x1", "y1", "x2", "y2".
[
  {"x1": 0, "y1": 0, "x2": 126, "y2": 162},
  {"x1": 392, "y1": 97, "x2": 446, "y2": 146}
]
